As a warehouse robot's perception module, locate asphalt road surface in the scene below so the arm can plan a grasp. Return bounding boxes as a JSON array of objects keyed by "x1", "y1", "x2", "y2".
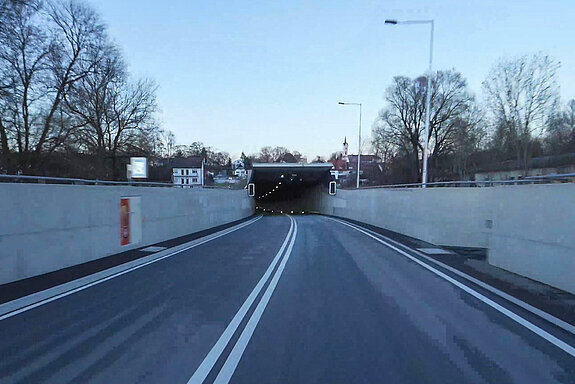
[{"x1": 1, "y1": 214, "x2": 574, "y2": 383}]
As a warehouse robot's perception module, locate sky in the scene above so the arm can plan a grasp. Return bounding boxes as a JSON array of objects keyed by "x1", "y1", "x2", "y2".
[{"x1": 93, "y1": 0, "x2": 575, "y2": 161}]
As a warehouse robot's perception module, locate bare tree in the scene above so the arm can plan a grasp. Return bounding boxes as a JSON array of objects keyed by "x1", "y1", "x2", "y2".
[
  {"x1": 63, "y1": 42, "x2": 124, "y2": 161},
  {"x1": 104, "y1": 78, "x2": 157, "y2": 178},
  {"x1": 0, "y1": 0, "x2": 109, "y2": 173},
  {"x1": 450, "y1": 108, "x2": 485, "y2": 179},
  {"x1": 0, "y1": 0, "x2": 162, "y2": 178},
  {"x1": 371, "y1": 123, "x2": 395, "y2": 176},
  {"x1": 160, "y1": 129, "x2": 176, "y2": 158},
  {"x1": 270, "y1": 146, "x2": 289, "y2": 162},
  {"x1": 372, "y1": 69, "x2": 477, "y2": 182},
  {"x1": 33, "y1": 0, "x2": 106, "y2": 162},
  {"x1": 256, "y1": 146, "x2": 274, "y2": 162},
  {"x1": 483, "y1": 53, "x2": 560, "y2": 174},
  {"x1": 292, "y1": 150, "x2": 304, "y2": 162},
  {"x1": 545, "y1": 99, "x2": 575, "y2": 155},
  {"x1": 0, "y1": 0, "x2": 50, "y2": 172},
  {"x1": 311, "y1": 155, "x2": 325, "y2": 163}
]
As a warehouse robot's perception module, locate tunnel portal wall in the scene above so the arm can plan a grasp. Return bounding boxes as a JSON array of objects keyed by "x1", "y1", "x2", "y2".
[
  {"x1": 0, "y1": 183, "x2": 254, "y2": 285},
  {"x1": 314, "y1": 184, "x2": 575, "y2": 294}
]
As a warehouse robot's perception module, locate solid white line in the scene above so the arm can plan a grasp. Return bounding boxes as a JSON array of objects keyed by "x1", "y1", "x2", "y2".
[
  {"x1": 187, "y1": 216, "x2": 295, "y2": 384},
  {"x1": 331, "y1": 217, "x2": 575, "y2": 358},
  {"x1": 336, "y1": 219, "x2": 575, "y2": 336},
  {"x1": 213, "y1": 218, "x2": 298, "y2": 384},
  {"x1": 0, "y1": 215, "x2": 263, "y2": 321}
]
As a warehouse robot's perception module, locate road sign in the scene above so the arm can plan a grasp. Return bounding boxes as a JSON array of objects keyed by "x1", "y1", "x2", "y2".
[{"x1": 130, "y1": 157, "x2": 148, "y2": 179}]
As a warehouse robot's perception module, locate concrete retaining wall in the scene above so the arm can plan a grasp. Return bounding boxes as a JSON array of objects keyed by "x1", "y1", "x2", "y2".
[
  {"x1": 488, "y1": 184, "x2": 575, "y2": 295},
  {"x1": 0, "y1": 183, "x2": 254, "y2": 285},
  {"x1": 315, "y1": 184, "x2": 575, "y2": 294}
]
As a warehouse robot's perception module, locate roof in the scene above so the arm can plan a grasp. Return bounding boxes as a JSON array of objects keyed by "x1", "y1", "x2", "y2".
[
  {"x1": 348, "y1": 154, "x2": 381, "y2": 162},
  {"x1": 249, "y1": 162, "x2": 333, "y2": 188},
  {"x1": 169, "y1": 156, "x2": 204, "y2": 168},
  {"x1": 251, "y1": 163, "x2": 333, "y2": 170}
]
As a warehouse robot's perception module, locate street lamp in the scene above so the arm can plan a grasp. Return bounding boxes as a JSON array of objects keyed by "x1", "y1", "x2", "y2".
[
  {"x1": 338, "y1": 102, "x2": 362, "y2": 189},
  {"x1": 385, "y1": 19, "x2": 434, "y2": 187}
]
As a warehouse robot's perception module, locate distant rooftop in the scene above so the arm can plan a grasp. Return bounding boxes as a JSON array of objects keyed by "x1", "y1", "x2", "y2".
[{"x1": 168, "y1": 156, "x2": 204, "y2": 168}]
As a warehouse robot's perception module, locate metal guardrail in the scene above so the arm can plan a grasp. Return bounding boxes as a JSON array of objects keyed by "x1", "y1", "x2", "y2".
[
  {"x1": 354, "y1": 173, "x2": 575, "y2": 190},
  {"x1": 3, "y1": 172, "x2": 574, "y2": 190},
  {"x1": 0, "y1": 174, "x2": 244, "y2": 189},
  {"x1": 0, "y1": 174, "x2": 175, "y2": 187}
]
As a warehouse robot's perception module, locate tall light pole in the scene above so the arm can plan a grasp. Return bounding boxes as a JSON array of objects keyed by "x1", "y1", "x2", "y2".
[
  {"x1": 385, "y1": 19, "x2": 434, "y2": 187},
  {"x1": 338, "y1": 102, "x2": 362, "y2": 189}
]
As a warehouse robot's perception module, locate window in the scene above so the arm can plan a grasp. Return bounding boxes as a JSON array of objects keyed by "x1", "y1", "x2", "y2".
[
  {"x1": 186, "y1": 179, "x2": 189, "y2": 184},
  {"x1": 186, "y1": 169, "x2": 189, "y2": 175},
  {"x1": 181, "y1": 169, "x2": 184, "y2": 175},
  {"x1": 181, "y1": 179, "x2": 184, "y2": 184},
  {"x1": 193, "y1": 177, "x2": 198, "y2": 183}
]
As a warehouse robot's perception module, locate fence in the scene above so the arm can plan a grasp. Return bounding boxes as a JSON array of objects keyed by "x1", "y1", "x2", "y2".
[
  {"x1": 353, "y1": 173, "x2": 575, "y2": 189},
  {"x1": 0, "y1": 174, "x2": 245, "y2": 189}
]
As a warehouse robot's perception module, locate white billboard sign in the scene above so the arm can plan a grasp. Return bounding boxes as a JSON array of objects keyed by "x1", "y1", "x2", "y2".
[{"x1": 130, "y1": 157, "x2": 148, "y2": 179}]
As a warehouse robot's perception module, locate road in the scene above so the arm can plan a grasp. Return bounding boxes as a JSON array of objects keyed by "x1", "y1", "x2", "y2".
[{"x1": 1, "y1": 214, "x2": 574, "y2": 383}]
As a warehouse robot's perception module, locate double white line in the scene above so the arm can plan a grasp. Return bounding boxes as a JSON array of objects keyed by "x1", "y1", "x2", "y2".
[{"x1": 188, "y1": 215, "x2": 298, "y2": 384}]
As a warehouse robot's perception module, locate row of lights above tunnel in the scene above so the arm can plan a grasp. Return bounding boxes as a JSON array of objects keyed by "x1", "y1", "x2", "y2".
[
  {"x1": 256, "y1": 173, "x2": 305, "y2": 200},
  {"x1": 257, "y1": 180, "x2": 282, "y2": 199}
]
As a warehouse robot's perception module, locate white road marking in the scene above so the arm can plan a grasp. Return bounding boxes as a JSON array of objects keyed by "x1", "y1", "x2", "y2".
[
  {"x1": 0, "y1": 216, "x2": 263, "y2": 321},
  {"x1": 332, "y1": 217, "x2": 575, "y2": 358},
  {"x1": 337, "y1": 218, "x2": 575, "y2": 336},
  {"x1": 213, "y1": 218, "x2": 298, "y2": 384},
  {"x1": 140, "y1": 246, "x2": 168, "y2": 252},
  {"x1": 187, "y1": 216, "x2": 296, "y2": 384},
  {"x1": 417, "y1": 247, "x2": 455, "y2": 255}
]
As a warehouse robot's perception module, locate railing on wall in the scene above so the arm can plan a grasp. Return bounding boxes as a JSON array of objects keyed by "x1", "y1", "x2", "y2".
[
  {"x1": 0, "y1": 174, "x2": 174, "y2": 188},
  {"x1": 0, "y1": 174, "x2": 248, "y2": 189},
  {"x1": 352, "y1": 173, "x2": 575, "y2": 189}
]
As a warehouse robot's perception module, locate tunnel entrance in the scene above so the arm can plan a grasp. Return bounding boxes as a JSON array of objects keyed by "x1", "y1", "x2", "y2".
[{"x1": 249, "y1": 163, "x2": 333, "y2": 213}]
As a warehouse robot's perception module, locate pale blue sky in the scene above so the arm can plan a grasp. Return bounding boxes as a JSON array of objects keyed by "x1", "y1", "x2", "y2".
[{"x1": 93, "y1": 0, "x2": 575, "y2": 161}]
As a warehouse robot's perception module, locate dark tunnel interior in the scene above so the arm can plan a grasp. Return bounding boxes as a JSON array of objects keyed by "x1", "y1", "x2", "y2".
[{"x1": 249, "y1": 163, "x2": 334, "y2": 214}]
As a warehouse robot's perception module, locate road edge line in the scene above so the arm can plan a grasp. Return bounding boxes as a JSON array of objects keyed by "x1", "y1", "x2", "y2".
[
  {"x1": 0, "y1": 215, "x2": 263, "y2": 321},
  {"x1": 332, "y1": 217, "x2": 575, "y2": 358},
  {"x1": 329, "y1": 217, "x2": 575, "y2": 335}
]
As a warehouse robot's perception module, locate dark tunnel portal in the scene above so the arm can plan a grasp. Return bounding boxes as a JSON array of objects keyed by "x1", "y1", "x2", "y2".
[{"x1": 249, "y1": 163, "x2": 333, "y2": 213}]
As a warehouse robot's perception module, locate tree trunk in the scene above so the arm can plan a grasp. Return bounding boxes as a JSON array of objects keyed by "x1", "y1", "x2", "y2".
[
  {"x1": 412, "y1": 152, "x2": 420, "y2": 183},
  {"x1": 0, "y1": 118, "x2": 12, "y2": 173}
]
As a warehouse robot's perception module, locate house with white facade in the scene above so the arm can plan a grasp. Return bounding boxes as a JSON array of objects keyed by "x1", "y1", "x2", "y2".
[
  {"x1": 171, "y1": 157, "x2": 204, "y2": 187},
  {"x1": 232, "y1": 159, "x2": 244, "y2": 169},
  {"x1": 233, "y1": 168, "x2": 247, "y2": 178}
]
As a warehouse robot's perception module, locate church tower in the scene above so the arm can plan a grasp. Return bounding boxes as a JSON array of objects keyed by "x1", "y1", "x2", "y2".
[{"x1": 342, "y1": 137, "x2": 349, "y2": 163}]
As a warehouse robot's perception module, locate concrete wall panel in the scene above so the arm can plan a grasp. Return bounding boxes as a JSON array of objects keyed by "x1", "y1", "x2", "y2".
[
  {"x1": 0, "y1": 184, "x2": 254, "y2": 284},
  {"x1": 315, "y1": 184, "x2": 575, "y2": 294}
]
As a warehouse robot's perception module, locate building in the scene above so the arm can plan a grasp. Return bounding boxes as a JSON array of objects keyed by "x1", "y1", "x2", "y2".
[
  {"x1": 171, "y1": 156, "x2": 205, "y2": 187},
  {"x1": 232, "y1": 159, "x2": 244, "y2": 169},
  {"x1": 329, "y1": 137, "x2": 351, "y2": 180},
  {"x1": 474, "y1": 153, "x2": 575, "y2": 182},
  {"x1": 347, "y1": 154, "x2": 384, "y2": 185},
  {"x1": 347, "y1": 154, "x2": 382, "y2": 170},
  {"x1": 234, "y1": 168, "x2": 247, "y2": 178}
]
